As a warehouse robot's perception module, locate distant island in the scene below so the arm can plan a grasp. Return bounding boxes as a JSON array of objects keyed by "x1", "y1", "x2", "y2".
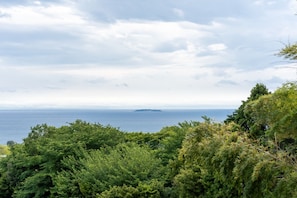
[{"x1": 134, "y1": 109, "x2": 162, "y2": 112}]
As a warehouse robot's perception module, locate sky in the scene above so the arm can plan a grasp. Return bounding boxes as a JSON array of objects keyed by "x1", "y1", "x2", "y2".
[{"x1": 0, "y1": 0, "x2": 297, "y2": 109}]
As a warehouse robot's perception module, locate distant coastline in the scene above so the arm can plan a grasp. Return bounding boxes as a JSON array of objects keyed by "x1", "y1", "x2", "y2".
[{"x1": 134, "y1": 109, "x2": 162, "y2": 112}]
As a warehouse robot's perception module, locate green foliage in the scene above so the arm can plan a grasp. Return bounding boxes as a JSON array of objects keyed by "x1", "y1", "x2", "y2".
[
  {"x1": 0, "y1": 145, "x2": 10, "y2": 156},
  {"x1": 125, "y1": 121, "x2": 199, "y2": 165},
  {"x1": 278, "y1": 42, "x2": 297, "y2": 60},
  {"x1": 225, "y1": 83, "x2": 270, "y2": 137},
  {"x1": 98, "y1": 180, "x2": 164, "y2": 198},
  {"x1": 174, "y1": 122, "x2": 297, "y2": 198},
  {"x1": 156, "y1": 122, "x2": 198, "y2": 163},
  {"x1": 53, "y1": 143, "x2": 165, "y2": 197},
  {"x1": 246, "y1": 82, "x2": 297, "y2": 142},
  {"x1": 124, "y1": 131, "x2": 164, "y2": 150},
  {"x1": 1, "y1": 104, "x2": 297, "y2": 198},
  {"x1": 98, "y1": 185, "x2": 140, "y2": 198},
  {"x1": 0, "y1": 119, "x2": 192, "y2": 198},
  {"x1": 0, "y1": 120, "x2": 125, "y2": 197}
]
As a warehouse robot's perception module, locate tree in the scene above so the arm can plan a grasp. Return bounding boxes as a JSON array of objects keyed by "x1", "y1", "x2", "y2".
[
  {"x1": 245, "y1": 82, "x2": 297, "y2": 150},
  {"x1": 225, "y1": 83, "x2": 270, "y2": 137},
  {"x1": 0, "y1": 120, "x2": 125, "y2": 198},
  {"x1": 53, "y1": 143, "x2": 166, "y2": 197},
  {"x1": 174, "y1": 121, "x2": 297, "y2": 198}
]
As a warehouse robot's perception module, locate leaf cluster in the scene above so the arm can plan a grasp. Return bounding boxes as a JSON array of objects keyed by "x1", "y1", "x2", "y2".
[
  {"x1": 174, "y1": 122, "x2": 297, "y2": 198},
  {"x1": 278, "y1": 43, "x2": 297, "y2": 60},
  {"x1": 0, "y1": 119, "x2": 195, "y2": 197},
  {"x1": 225, "y1": 83, "x2": 270, "y2": 137}
]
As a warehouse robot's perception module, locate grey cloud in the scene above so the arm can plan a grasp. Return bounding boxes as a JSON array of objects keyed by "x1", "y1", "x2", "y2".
[
  {"x1": 75, "y1": 0, "x2": 176, "y2": 22},
  {"x1": 193, "y1": 73, "x2": 209, "y2": 80},
  {"x1": 0, "y1": 0, "x2": 63, "y2": 6},
  {"x1": 116, "y1": 83, "x2": 129, "y2": 88},
  {"x1": 202, "y1": 24, "x2": 284, "y2": 70},
  {"x1": 0, "y1": 30, "x2": 80, "y2": 60},
  {"x1": 86, "y1": 78, "x2": 108, "y2": 84},
  {"x1": 258, "y1": 76, "x2": 286, "y2": 88},
  {"x1": 0, "y1": 0, "x2": 28, "y2": 6},
  {"x1": 74, "y1": 0, "x2": 254, "y2": 24},
  {"x1": 243, "y1": 76, "x2": 287, "y2": 91},
  {"x1": 0, "y1": 0, "x2": 289, "y2": 71},
  {"x1": 0, "y1": 29, "x2": 131, "y2": 66},
  {"x1": 0, "y1": 88, "x2": 16, "y2": 93},
  {"x1": 216, "y1": 80, "x2": 238, "y2": 86},
  {"x1": 153, "y1": 40, "x2": 187, "y2": 53},
  {"x1": 264, "y1": 76, "x2": 285, "y2": 84},
  {"x1": 45, "y1": 86, "x2": 63, "y2": 90},
  {"x1": 0, "y1": 29, "x2": 78, "y2": 42},
  {"x1": 213, "y1": 69, "x2": 229, "y2": 77}
]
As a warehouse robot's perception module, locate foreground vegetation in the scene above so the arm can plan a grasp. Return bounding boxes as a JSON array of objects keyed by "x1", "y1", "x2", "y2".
[{"x1": 1, "y1": 82, "x2": 297, "y2": 197}]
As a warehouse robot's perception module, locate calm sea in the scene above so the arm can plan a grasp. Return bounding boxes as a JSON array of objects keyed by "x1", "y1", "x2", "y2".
[{"x1": 0, "y1": 109, "x2": 234, "y2": 145}]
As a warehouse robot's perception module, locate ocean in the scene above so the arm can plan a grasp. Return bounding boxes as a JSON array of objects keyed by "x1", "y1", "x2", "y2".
[{"x1": 0, "y1": 109, "x2": 234, "y2": 145}]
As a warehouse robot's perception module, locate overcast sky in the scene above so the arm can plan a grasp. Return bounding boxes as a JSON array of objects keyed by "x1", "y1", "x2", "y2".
[{"x1": 0, "y1": 0, "x2": 297, "y2": 109}]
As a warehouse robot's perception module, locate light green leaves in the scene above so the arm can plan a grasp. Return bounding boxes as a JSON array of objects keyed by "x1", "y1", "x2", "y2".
[{"x1": 278, "y1": 43, "x2": 297, "y2": 60}]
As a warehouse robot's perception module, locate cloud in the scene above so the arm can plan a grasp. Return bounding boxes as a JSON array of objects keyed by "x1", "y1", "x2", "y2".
[
  {"x1": 172, "y1": 8, "x2": 184, "y2": 18},
  {"x1": 217, "y1": 80, "x2": 238, "y2": 86},
  {"x1": 208, "y1": 43, "x2": 227, "y2": 51},
  {"x1": 86, "y1": 78, "x2": 108, "y2": 85},
  {"x1": 0, "y1": 3, "x2": 226, "y2": 68},
  {"x1": 74, "y1": 0, "x2": 257, "y2": 24},
  {"x1": 33, "y1": 1, "x2": 41, "y2": 5},
  {"x1": 116, "y1": 83, "x2": 129, "y2": 88},
  {"x1": 0, "y1": 0, "x2": 297, "y2": 108},
  {"x1": 0, "y1": 89, "x2": 16, "y2": 93},
  {"x1": 0, "y1": 0, "x2": 63, "y2": 6},
  {"x1": 0, "y1": 10, "x2": 10, "y2": 17},
  {"x1": 1, "y1": 1, "x2": 294, "y2": 70}
]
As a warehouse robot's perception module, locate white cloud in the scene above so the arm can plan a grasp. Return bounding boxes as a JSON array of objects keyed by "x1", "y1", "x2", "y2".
[
  {"x1": 33, "y1": 1, "x2": 41, "y2": 5},
  {"x1": 0, "y1": 0, "x2": 297, "y2": 108},
  {"x1": 208, "y1": 43, "x2": 227, "y2": 51}
]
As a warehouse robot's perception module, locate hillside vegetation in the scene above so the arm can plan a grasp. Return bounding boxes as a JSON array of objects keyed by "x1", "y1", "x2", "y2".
[{"x1": 1, "y1": 82, "x2": 297, "y2": 197}]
